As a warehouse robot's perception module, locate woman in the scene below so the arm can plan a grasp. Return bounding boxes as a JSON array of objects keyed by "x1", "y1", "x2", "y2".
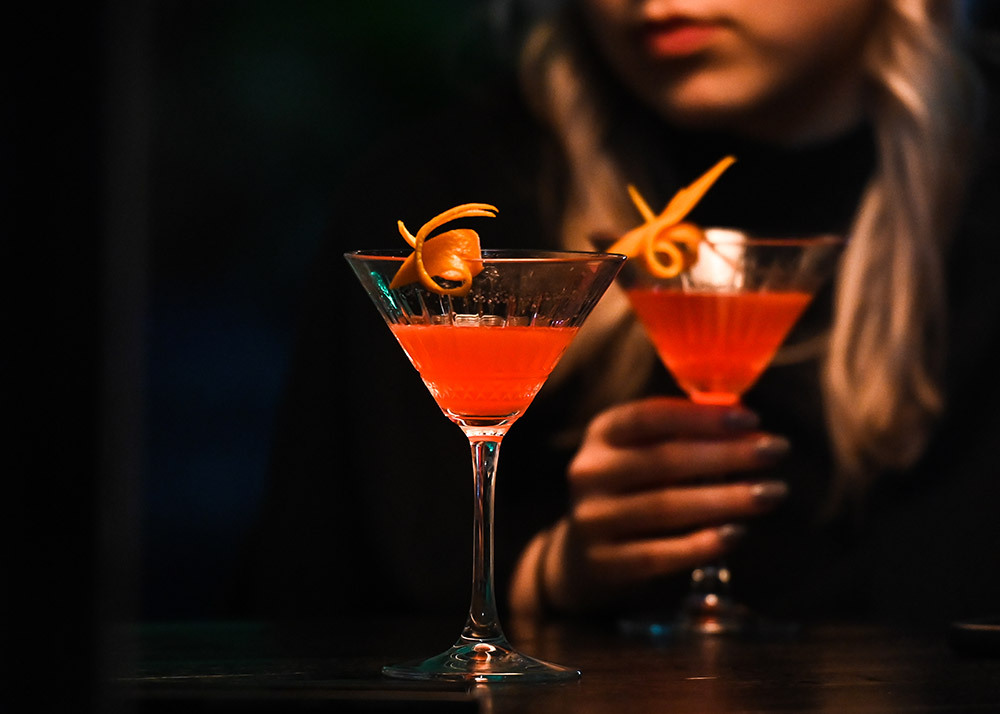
[
  {"x1": 507, "y1": 0, "x2": 996, "y2": 622},
  {"x1": 242, "y1": 0, "x2": 998, "y2": 627}
]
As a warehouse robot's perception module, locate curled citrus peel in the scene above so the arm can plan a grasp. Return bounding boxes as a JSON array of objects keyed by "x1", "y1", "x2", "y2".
[
  {"x1": 608, "y1": 155, "x2": 736, "y2": 278},
  {"x1": 389, "y1": 202, "x2": 498, "y2": 296}
]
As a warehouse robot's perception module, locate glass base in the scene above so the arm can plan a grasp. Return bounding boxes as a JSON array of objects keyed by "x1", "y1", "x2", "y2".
[
  {"x1": 620, "y1": 606, "x2": 746, "y2": 640},
  {"x1": 678, "y1": 588, "x2": 750, "y2": 635},
  {"x1": 621, "y1": 561, "x2": 758, "y2": 638},
  {"x1": 621, "y1": 562, "x2": 799, "y2": 641},
  {"x1": 382, "y1": 636, "x2": 581, "y2": 683},
  {"x1": 619, "y1": 602, "x2": 799, "y2": 642}
]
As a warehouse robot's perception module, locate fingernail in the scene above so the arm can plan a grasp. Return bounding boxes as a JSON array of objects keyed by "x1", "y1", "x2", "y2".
[
  {"x1": 751, "y1": 480, "x2": 789, "y2": 507},
  {"x1": 754, "y1": 435, "x2": 790, "y2": 459},
  {"x1": 723, "y1": 409, "x2": 760, "y2": 431},
  {"x1": 716, "y1": 523, "x2": 747, "y2": 546}
]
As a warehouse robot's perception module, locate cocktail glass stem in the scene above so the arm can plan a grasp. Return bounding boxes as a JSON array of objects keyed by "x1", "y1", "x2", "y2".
[
  {"x1": 381, "y1": 428, "x2": 581, "y2": 681},
  {"x1": 461, "y1": 435, "x2": 505, "y2": 643}
]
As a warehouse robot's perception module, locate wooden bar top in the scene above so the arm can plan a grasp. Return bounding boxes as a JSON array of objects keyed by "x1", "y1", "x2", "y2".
[{"x1": 114, "y1": 616, "x2": 1000, "y2": 712}]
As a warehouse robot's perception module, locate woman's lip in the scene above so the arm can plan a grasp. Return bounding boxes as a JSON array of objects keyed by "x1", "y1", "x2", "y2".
[{"x1": 639, "y1": 18, "x2": 723, "y2": 58}]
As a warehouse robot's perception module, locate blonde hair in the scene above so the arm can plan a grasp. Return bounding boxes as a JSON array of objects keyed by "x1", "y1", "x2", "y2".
[
  {"x1": 520, "y1": 0, "x2": 982, "y2": 495},
  {"x1": 827, "y1": 0, "x2": 980, "y2": 492}
]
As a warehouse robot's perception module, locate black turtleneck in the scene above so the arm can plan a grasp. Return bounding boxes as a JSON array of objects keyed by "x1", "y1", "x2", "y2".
[{"x1": 676, "y1": 124, "x2": 875, "y2": 238}]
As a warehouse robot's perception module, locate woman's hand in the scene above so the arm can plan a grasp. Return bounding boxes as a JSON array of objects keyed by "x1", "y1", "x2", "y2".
[{"x1": 510, "y1": 396, "x2": 790, "y2": 615}]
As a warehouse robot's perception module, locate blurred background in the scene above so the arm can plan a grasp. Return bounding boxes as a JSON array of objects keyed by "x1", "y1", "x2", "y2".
[
  {"x1": 123, "y1": 0, "x2": 998, "y2": 624},
  {"x1": 135, "y1": 0, "x2": 511, "y2": 623},
  {"x1": 29, "y1": 0, "x2": 494, "y2": 627},
  {"x1": 11, "y1": 1, "x2": 522, "y2": 707},
  {"x1": 9, "y1": 0, "x2": 998, "y2": 710}
]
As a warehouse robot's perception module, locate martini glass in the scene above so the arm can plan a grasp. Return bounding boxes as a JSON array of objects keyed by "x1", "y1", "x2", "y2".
[
  {"x1": 614, "y1": 228, "x2": 843, "y2": 636},
  {"x1": 345, "y1": 248, "x2": 623, "y2": 682}
]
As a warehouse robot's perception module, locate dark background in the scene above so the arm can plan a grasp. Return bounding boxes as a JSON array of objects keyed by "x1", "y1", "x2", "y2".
[
  {"x1": 136, "y1": 0, "x2": 512, "y2": 623},
  {"x1": 31, "y1": 0, "x2": 520, "y2": 618},
  {"x1": 10, "y1": 1, "x2": 522, "y2": 709}
]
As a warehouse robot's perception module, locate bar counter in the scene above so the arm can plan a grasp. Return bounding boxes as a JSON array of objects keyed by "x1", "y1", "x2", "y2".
[{"x1": 112, "y1": 615, "x2": 1000, "y2": 712}]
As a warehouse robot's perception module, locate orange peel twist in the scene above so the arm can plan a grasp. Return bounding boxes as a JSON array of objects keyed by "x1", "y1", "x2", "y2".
[
  {"x1": 389, "y1": 202, "x2": 498, "y2": 296},
  {"x1": 609, "y1": 156, "x2": 735, "y2": 278}
]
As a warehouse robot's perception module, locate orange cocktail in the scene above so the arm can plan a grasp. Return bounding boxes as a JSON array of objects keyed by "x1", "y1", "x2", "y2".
[
  {"x1": 625, "y1": 289, "x2": 811, "y2": 405},
  {"x1": 347, "y1": 222, "x2": 624, "y2": 681},
  {"x1": 390, "y1": 323, "x2": 578, "y2": 419},
  {"x1": 605, "y1": 162, "x2": 844, "y2": 636}
]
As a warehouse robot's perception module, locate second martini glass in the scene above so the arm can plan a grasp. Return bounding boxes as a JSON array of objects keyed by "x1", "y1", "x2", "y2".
[
  {"x1": 615, "y1": 228, "x2": 843, "y2": 635},
  {"x1": 346, "y1": 248, "x2": 623, "y2": 681}
]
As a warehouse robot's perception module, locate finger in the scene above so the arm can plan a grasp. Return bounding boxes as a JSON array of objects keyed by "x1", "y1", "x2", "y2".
[
  {"x1": 590, "y1": 396, "x2": 759, "y2": 447},
  {"x1": 585, "y1": 525, "x2": 745, "y2": 585},
  {"x1": 574, "y1": 480, "x2": 788, "y2": 540},
  {"x1": 569, "y1": 433, "x2": 790, "y2": 495}
]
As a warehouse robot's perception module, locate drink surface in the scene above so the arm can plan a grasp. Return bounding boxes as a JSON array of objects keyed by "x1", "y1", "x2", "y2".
[
  {"x1": 626, "y1": 288, "x2": 812, "y2": 405},
  {"x1": 390, "y1": 323, "x2": 578, "y2": 419}
]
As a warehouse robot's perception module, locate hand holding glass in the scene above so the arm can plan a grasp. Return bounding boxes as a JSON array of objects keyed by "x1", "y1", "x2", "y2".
[{"x1": 614, "y1": 229, "x2": 843, "y2": 635}]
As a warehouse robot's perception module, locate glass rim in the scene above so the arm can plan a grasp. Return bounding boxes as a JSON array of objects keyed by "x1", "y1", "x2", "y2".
[
  {"x1": 700, "y1": 229, "x2": 845, "y2": 248},
  {"x1": 344, "y1": 248, "x2": 627, "y2": 263}
]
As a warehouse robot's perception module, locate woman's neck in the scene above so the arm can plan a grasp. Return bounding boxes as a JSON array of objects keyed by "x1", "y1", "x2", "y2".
[{"x1": 667, "y1": 67, "x2": 869, "y2": 148}]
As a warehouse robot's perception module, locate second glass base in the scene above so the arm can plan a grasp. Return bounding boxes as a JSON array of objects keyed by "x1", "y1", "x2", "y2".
[
  {"x1": 678, "y1": 587, "x2": 750, "y2": 635},
  {"x1": 621, "y1": 562, "x2": 798, "y2": 640},
  {"x1": 620, "y1": 597, "x2": 748, "y2": 640},
  {"x1": 383, "y1": 636, "x2": 581, "y2": 683},
  {"x1": 620, "y1": 611, "x2": 800, "y2": 642},
  {"x1": 620, "y1": 593, "x2": 799, "y2": 642}
]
